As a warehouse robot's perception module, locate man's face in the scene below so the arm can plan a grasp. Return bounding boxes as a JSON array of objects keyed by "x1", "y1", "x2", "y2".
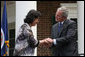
[{"x1": 55, "y1": 10, "x2": 65, "y2": 22}]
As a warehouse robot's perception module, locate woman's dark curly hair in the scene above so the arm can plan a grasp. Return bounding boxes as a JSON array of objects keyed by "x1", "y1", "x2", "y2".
[{"x1": 24, "y1": 9, "x2": 41, "y2": 24}]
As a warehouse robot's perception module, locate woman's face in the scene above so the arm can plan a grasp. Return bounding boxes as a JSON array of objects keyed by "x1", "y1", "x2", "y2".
[{"x1": 31, "y1": 18, "x2": 39, "y2": 26}]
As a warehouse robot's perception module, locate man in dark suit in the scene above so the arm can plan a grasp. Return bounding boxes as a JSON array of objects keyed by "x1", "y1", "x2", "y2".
[{"x1": 44, "y1": 6, "x2": 78, "y2": 56}]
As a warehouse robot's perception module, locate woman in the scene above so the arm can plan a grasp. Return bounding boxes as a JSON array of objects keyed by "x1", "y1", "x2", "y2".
[{"x1": 13, "y1": 9, "x2": 44, "y2": 56}]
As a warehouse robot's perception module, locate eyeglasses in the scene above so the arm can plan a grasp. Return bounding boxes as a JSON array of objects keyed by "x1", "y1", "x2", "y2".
[{"x1": 55, "y1": 15, "x2": 63, "y2": 18}]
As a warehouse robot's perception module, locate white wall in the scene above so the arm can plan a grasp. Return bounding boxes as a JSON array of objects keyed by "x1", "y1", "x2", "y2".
[
  {"x1": 16, "y1": 1, "x2": 37, "y2": 56},
  {"x1": 77, "y1": 1, "x2": 84, "y2": 55}
]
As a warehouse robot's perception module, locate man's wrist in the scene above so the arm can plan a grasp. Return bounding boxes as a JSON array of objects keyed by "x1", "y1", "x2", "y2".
[{"x1": 53, "y1": 39, "x2": 57, "y2": 45}]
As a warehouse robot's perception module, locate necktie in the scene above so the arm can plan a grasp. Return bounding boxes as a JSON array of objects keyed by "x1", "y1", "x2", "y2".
[{"x1": 58, "y1": 22, "x2": 63, "y2": 33}]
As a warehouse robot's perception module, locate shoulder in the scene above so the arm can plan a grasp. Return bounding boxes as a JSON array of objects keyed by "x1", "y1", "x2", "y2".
[
  {"x1": 52, "y1": 23, "x2": 58, "y2": 29},
  {"x1": 19, "y1": 23, "x2": 31, "y2": 31},
  {"x1": 65, "y1": 19, "x2": 77, "y2": 29},
  {"x1": 20, "y1": 23, "x2": 32, "y2": 36},
  {"x1": 21, "y1": 23, "x2": 29, "y2": 29},
  {"x1": 65, "y1": 19, "x2": 76, "y2": 25}
]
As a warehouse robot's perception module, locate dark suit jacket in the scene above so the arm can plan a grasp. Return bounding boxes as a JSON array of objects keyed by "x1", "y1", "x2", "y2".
[{"x1": 51, "y1": 19, "x2": 78, "y2": 56}]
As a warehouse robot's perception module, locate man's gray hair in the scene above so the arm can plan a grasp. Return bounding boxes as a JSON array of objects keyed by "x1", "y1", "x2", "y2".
[{"x1": 57, "y1": 6, "x2": 69, "y2": 17}]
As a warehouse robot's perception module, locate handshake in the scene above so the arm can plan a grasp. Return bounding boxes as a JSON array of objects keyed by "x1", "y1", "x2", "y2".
[{"x1": 39, "y1": 38, "x2": 53, "y2": 48}]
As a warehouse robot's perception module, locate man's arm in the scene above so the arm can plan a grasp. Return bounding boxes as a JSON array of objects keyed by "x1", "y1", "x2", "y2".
[
  {"x1": 39, "y1": 22, "x2": 77, "y2": 48},
  {"x1": 53, "y1": 22, "x2": 77, "y2": 47}
]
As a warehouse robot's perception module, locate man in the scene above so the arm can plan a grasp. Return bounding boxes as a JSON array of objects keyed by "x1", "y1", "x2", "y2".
[{"x1": 44, "y1": 6, "x2": 78, "y2": 56}]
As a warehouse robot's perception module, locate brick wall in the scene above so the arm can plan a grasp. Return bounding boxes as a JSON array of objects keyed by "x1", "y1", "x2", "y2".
[{"x1": 37, "y1": 1, "x2": 76, "y2": 56}]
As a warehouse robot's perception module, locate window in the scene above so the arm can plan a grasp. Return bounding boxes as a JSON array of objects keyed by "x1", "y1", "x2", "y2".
[{"x1": 9, "y1": 29, "x2": 15, "y2": 56}]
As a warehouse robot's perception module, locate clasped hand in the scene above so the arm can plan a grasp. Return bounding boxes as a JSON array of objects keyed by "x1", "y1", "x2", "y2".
[{"x1": 39, "y1": 38, "x2": 53, "y2": 48}]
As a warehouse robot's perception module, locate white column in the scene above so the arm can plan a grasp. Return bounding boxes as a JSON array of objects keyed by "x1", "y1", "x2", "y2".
[
  {"x1": 16, "y1": 1, "x2": 37, "y2": 56},
  {"x1": 77, "y1": 1, "x2": 84, "y2": 55}
]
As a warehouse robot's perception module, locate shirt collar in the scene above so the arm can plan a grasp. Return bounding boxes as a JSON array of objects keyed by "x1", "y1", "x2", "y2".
[{"x1": 59, "y1": 21, "x2": 64, "y2": 24}]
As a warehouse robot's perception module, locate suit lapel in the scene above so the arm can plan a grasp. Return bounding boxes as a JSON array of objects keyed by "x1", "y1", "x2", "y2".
[
  {"x1": 56, "y1": 23, "x2": 59, "y2": 36},
  {"x1": 58, "y1": 20, "x2": 68, "y2": 37}
]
